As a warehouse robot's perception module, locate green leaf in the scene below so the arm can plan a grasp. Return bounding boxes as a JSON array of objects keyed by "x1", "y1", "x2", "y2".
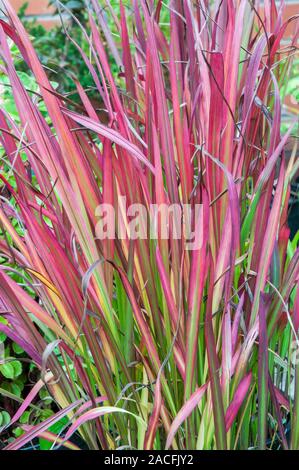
[
  {"x1": 0, "y1": 331, "x2": 7, "y2": 344},
  {"x1": 12, "y1": 343, "x2": 24, "y2": 355},
  {"x1": 15, "y1": 377, "x2": 25, "y2": 393},
  {"x1": 0, "y1": 363, "x2": 15, "y2": 379},
  {"x1": 20, "y1": 410, "x2": 31, "y2": 425},
  {"x1": 40, "y1": 409, "x2": 54, "y2": 420},
  {"x1": 0, "y1": 411, "x2": 11, "y2": 428},
  {"x1": 11, "y1": 360, "x2": 23, "y2": 378},
  {"x1": 0, "y1": 381, "x2": 21, "y2": 397},
  {"x1": 10, "y1": 382, "x2": 22, "y2": 398},
  {"x1": 39, "y1": 416, "x2": 69, "y2": 450},
  {"x1": 0, "y1": 360, "x2": 22, "y2": 379},
  {"x1": 13, "y1": 426, "x2": 24, "y2": 438},
  {"x1": 39, "y1": 388, "x2": 53, "y2": 405}
]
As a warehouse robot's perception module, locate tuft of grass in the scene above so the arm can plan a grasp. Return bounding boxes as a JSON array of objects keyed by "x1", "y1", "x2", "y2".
[{"x1": 0, "y1": 0, "x2": 298, "y2": 450}]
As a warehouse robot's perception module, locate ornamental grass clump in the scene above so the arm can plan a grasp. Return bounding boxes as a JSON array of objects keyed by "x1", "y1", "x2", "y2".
[{"x1": 0, "y1": 0, "x2": 298, "y2": 450}]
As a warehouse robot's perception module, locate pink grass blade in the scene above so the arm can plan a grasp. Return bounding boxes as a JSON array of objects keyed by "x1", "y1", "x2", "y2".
[
  {"x1": 166, "y1": 383, "x2": 208, "y2": 450},
  {"x1": 225, "y1": 372, "x2": 252, "y2": 432}
]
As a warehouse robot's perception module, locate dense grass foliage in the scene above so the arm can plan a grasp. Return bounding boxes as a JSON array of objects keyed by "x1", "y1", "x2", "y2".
[{"x1": 0, "y1": 0, "x2": 298, "y2": 450}]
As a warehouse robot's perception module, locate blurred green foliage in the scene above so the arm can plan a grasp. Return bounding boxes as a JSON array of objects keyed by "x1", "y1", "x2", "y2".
[{"x1": 18, "y1": 1, "x2": 94, "y2": 100}]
